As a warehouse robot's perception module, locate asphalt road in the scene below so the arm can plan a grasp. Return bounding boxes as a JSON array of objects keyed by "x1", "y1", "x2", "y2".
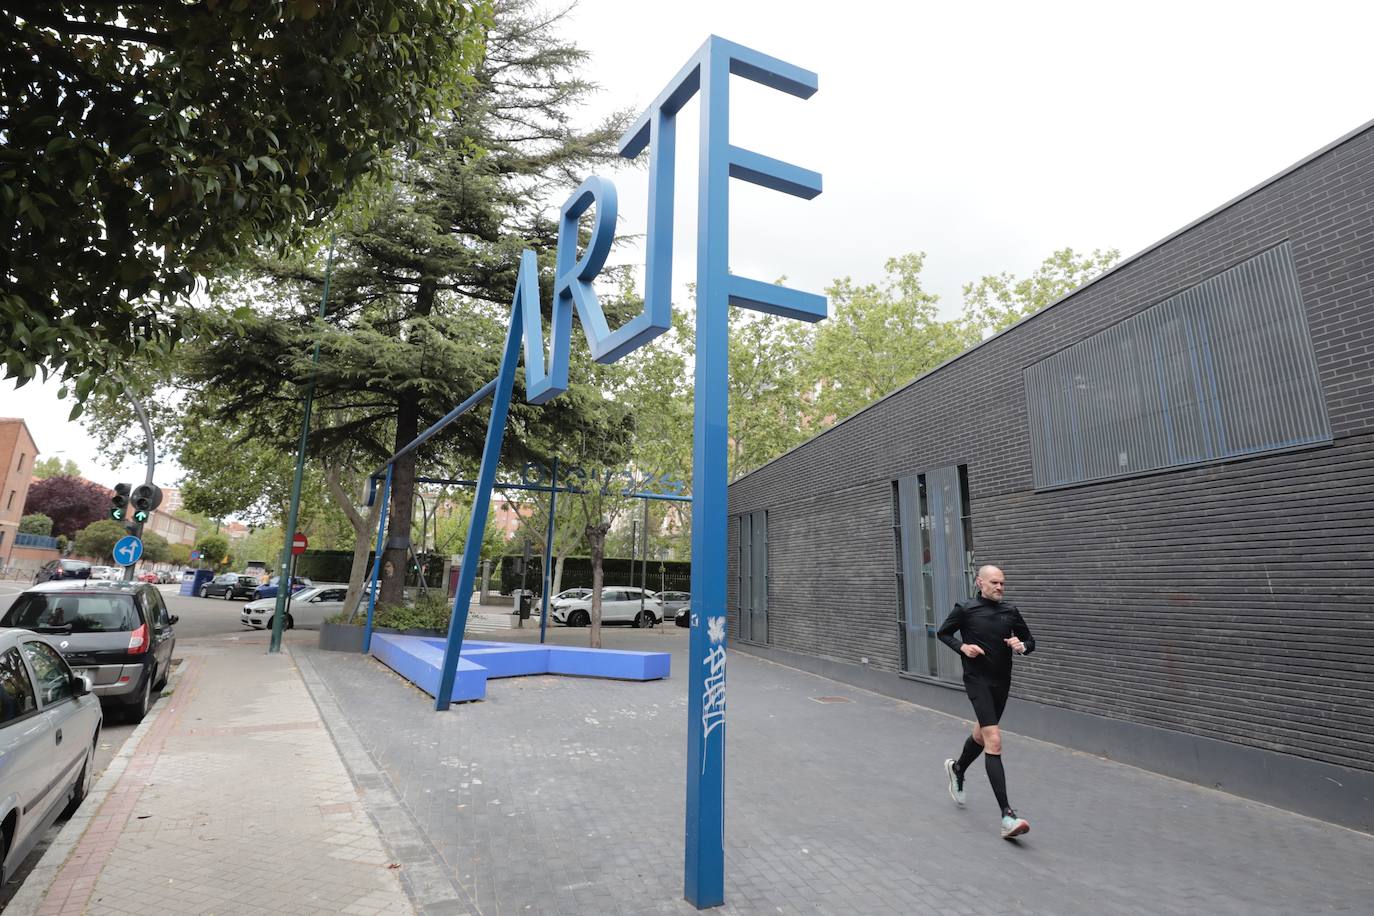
[{"x1": 0, "y1": 580, "x2": 258, "y2": 907}]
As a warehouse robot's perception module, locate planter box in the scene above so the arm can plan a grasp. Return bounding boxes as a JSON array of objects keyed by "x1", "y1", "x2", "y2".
[{"x1": 317, "y1": 623, "x2": 446, "y2": 652}]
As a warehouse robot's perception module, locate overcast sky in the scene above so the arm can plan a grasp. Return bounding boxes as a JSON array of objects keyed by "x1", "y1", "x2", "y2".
[{"x1": 4, "y1": 0, "x2": 1372, "y2": 493}]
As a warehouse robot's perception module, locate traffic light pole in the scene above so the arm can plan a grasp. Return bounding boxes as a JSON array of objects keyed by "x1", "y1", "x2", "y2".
[
  {"x1": 270, "y1": 235, "x2": 336, "y2": 654},
  {"x1": 121, "y1": 392, "x2": 158, "y2": 582}
]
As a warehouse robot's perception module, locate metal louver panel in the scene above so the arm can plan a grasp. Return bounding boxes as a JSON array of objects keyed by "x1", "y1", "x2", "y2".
[{"x1": 1025, "y1": 242, "x2": 1331, "y2": 489}]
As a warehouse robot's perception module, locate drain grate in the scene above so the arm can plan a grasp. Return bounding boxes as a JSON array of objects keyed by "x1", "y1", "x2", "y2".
[{"x1": 810, "y1": 695, "x2": 852, "y2": 704}]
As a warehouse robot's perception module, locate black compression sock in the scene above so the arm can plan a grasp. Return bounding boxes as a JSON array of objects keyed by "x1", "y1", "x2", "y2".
[
  {"x1": 954, "y1": 736, "x2": 983, "y2": 774},
  {"x1": 985, "y1": 753, "x2": 1011, "y2": 812}
]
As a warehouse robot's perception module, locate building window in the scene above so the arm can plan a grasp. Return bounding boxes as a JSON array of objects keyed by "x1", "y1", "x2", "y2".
[
  {"x1": 1024, "y1": 242, "x2": 1331, "y2": 489},
  {"x1": 15, "y1": 452, "x2": 24, "y2": 472},
  {"x1": 895, "y1": 465, "x2": 973, "y2": 684},
  {"x1": 5, "y1": 490, "x2": 13, "y2": 511}
]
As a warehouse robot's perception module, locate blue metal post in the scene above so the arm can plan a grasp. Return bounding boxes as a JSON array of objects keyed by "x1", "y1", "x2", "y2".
[
  {"x1": 684, "y1": 42, "x2": 731, "y2": 910},
  {"x1": 434, "y1": 264, "x2": 529, "y2": 710},
  {"x1": 361, "y1": 464, "x2": 393, "y2": 654},
  {"x1": 539, "y1": 458, "x2": 558, "y2": 644}
]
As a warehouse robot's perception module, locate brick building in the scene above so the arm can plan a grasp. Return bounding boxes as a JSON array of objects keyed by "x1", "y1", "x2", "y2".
[
  {"x1": 0, "y1": 418, "x2": 40, "y2": 564},
  {"x1": 726, "y1": 122, "x2": 1374, "y2": 831}
]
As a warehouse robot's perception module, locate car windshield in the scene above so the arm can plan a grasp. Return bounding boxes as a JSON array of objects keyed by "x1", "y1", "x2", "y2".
[{"x1": 2, "y1": 592, "x2": 139, "y2": 632}]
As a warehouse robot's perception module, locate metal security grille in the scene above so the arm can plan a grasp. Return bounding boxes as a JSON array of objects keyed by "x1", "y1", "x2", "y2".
[
  {"x1": 894, "y1": 467, "x2": 971, "y2": 685},
  {"x1": 737, "y1": 510, "x2": 768, "y2": 643},
  {"x1": 1025, "y1": 242, "x2": 1331, "y2": 488}
]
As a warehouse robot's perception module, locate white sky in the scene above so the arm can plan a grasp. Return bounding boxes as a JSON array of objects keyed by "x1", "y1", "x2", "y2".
[{"x1": 4, "y1": 0, "x2": 1372, "y2": 492}]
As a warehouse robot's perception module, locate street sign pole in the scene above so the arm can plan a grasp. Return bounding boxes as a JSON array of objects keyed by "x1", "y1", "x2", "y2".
[{"x1": 271, "y1": 235, "x2": 336, "y2": 654}]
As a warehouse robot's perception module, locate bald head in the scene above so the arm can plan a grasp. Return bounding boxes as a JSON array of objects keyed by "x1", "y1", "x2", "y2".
[{"x1": 975, "y1": 565, "x2": 1005, "y2": 601}]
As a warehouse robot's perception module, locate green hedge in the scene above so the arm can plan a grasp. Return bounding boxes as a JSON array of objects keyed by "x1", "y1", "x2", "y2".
[
  {"x1": 498, "y1": 555, "x2": 691, "y2": 595},
  {"x1": 295, "y1": 549, "x2": 445, "y2": 588}
]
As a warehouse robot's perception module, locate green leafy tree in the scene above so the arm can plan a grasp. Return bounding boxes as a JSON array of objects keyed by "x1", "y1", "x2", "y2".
[
  {"x1": 195, "y1": 532, "x2": 231, "y2": 569},
  {"x1": 141, "y1": 531, "x2": 170, "y2": 565},
  {"x1": 30, "y1": 456, "x2": 80, "y2": 479},
  {"x1": 73, "y1": 519, "x2": 125, "y2": 562},
  {"x1": 18, "y1": 513, "x2": 53, "y2": 535},
  {"x1": 961, "y1": 247, "x2": 1120, "y2": 338},
  {"x1": 183, "y1": 0, "x2": 635, "y2": 609},
  {"x1": 168, "y1": 543, "x2": 191, "y2": 567},
  {"x1": 1, "y1": 1, "x2": 488, "y2": 405},
  {"x1": 803, "y1": 253, "x2": 975, "y2": 440},
  {"x1": 431, "y1": 493, "x2": 507, "y2": 561}
]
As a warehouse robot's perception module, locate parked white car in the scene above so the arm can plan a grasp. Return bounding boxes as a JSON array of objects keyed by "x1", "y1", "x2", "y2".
[
  {"x1": 0, "y1": 627, "x2": 102, "y2": 885},
  {"x1": 241, "y1": 586, "x2": 348, "y2": 631},
  {"x1": 551, "y1": 587, "x2": 663, "y2": 628},
  {"x1": 88, "y1": 566, "x2": 122, "y2": 581}
]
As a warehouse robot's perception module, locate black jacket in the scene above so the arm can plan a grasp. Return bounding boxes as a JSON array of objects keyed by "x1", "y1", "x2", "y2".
[{"x1": 936, "y1": 594, "x2": 1036, "y2": 680}]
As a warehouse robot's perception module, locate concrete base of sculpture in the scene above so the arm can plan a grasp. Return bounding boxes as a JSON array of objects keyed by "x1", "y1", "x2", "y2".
[{"x1": 369, "y1": 635, "x2": 671, "y2": 703}]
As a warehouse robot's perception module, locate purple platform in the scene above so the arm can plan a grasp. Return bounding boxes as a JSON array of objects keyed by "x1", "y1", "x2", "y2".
[{"x1": 368, "y1": 635, "x2": 671, "y2": 703}]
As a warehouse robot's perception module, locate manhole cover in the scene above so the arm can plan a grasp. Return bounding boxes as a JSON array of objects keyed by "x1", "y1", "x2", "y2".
[{"x1": 810, "y1": 696, "x2": 852, "y2": 704}]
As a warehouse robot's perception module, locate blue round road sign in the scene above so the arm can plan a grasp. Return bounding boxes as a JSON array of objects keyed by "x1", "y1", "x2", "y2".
[{"x1": 113, "y1": 535, "x2": 144, "y2": 567}]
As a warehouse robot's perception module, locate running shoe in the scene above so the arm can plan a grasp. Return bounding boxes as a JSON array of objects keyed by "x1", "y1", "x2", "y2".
[
  {"x1": 944, "y1": 758, "x2": 965, "y2": 807},
  {"x1": 1000, "y1": 811, "x2": 1030, "y2": 839}
]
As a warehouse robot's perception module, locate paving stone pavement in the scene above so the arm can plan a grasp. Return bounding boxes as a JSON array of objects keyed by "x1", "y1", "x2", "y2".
[
  {"x1": 297, "y1": 626, "x2": 1374, "y2": 915},
  {"x1": 13, "y1": 638, "x2": 413, "y2": 916}
]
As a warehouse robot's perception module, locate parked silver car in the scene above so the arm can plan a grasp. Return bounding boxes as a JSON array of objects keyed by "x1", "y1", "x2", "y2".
[{"x1": 0, "y1": 627, "x2": 102, "y2": 884}]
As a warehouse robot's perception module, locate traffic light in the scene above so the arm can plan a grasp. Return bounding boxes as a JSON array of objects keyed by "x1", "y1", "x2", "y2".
[
  {"x1": 130, "y1": 483, "x2": 163, "y2": 524},
  {"x1": 110, "y1": 483, "x2": 130, "y2": 521}
]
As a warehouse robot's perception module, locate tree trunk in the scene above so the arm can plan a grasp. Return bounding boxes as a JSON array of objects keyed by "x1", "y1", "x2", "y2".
[
  {"x1": 380, "y1": 394, "x2": 418, "y2": 608},
  {"x1": 552, "y1": 552, "x2": 566, "y2": 598},
  {"x1": 380, "y1": 277, "x2": 437, "y2": 607},
  {"x1": 323, "y1": 468, "x2": 382, "y2": 623},
  {"x1": 585, "y1": 521, "x2": 609, "y2": 649}
]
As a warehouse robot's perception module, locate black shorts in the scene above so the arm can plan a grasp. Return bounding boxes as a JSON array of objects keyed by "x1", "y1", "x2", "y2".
[{"x1": 963, "y1": 675, "x2": 1010, "y2": 727}]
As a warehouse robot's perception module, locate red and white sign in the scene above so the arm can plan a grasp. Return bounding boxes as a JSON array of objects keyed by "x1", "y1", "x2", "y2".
[{"x1": 291, "y1": 532, "x2": 308, "y2": 555}]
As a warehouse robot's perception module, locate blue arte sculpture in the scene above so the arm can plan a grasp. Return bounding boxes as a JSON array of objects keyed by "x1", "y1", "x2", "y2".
[{"x1": 412, "y1": 35, "x2": 824, "y2": 910}]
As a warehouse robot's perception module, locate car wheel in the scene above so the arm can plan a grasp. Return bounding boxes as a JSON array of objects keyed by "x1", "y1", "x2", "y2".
[
  {"x1": 126, "y1": 673, "x2": 153, "y2": 724},
  {"x1": 569, "y1": 609, "x2": 590, "y2": 627},
  {"x1": 223, "y1": 589, "x2": 232, "y2": 601},
  {"x1": 634, "y1": 610, "x2": 655, "y2": 629},
  {"x1": 63, "y1": 742, "x2": 95, "y2": 817},
  {"x1": 200, "y1": 585, "x2": 210, "y2": 598},
  {"x1": 154, "y1": 658, "x2": 169, "y2": 690},
  {"x1": 284, "y1": 613, "x2": 294, "y2": 630}
]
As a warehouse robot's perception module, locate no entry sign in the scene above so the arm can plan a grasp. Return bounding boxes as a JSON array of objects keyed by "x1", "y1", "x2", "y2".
[{"x1": 291, "y1": 532, "x2": 308, "y2": 555}]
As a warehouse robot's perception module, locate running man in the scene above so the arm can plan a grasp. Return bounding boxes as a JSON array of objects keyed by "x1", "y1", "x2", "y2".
[{"x1": 937, "y1": 565, "x2": 1036, "y2": 839}]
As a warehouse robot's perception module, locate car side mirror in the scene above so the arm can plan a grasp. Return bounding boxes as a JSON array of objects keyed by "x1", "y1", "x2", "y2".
[
  {"x1": 169, "y1": 615, "x2": 179, "y2": 625},
  {"x1": 73, "y1": 672, "x2": 93, "y2": 696}
]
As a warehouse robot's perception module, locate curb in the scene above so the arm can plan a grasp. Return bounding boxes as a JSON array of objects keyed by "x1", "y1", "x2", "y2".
[
  {"x1": 3, "y1": 658, "x2": 194, "y2": 916},
  {"x1": 294, "y1": 647, "x2": 478, "y2": 916}
]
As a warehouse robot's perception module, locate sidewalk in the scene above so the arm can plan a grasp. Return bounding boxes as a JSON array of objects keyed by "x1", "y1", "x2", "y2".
[
  {"x1": 12, "y1": 624, "x2": 1374, "y2": 915},
  {"x1": 9, "y1": 637, "x2": 412, "y2": 916}
]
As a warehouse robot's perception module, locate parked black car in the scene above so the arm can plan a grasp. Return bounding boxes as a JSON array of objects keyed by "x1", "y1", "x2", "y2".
[
  {"x1": 675, "y1": 605, "x2": 691, "y2": 628},
  {"x1": 32, "y1": 558, "x2": 91, "y2": 584},
  {"x1": 199, "y1": 573, "x2": 259, "y2": 600},
  {"x1": 0, "y1": 580, "x2": 177, "y2": 722}
]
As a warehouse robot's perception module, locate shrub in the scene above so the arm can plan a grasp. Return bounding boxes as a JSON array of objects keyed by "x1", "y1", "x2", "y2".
[
  {"x1": 19, "y1": 513, "x2": 53, "y2": 536},
  {"x1": 325, "y1": 591, "x2": 471, "y2": 636}
]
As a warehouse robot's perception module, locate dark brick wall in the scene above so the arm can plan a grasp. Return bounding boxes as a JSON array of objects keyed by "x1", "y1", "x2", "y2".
[{"x1": 727, "y1": 125, "x2": 1374, "y2": 775}]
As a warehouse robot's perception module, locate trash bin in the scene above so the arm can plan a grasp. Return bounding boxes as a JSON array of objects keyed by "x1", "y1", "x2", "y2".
[{"x1": 518, "y1": 592, "x2": 532, "y2": 620}]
